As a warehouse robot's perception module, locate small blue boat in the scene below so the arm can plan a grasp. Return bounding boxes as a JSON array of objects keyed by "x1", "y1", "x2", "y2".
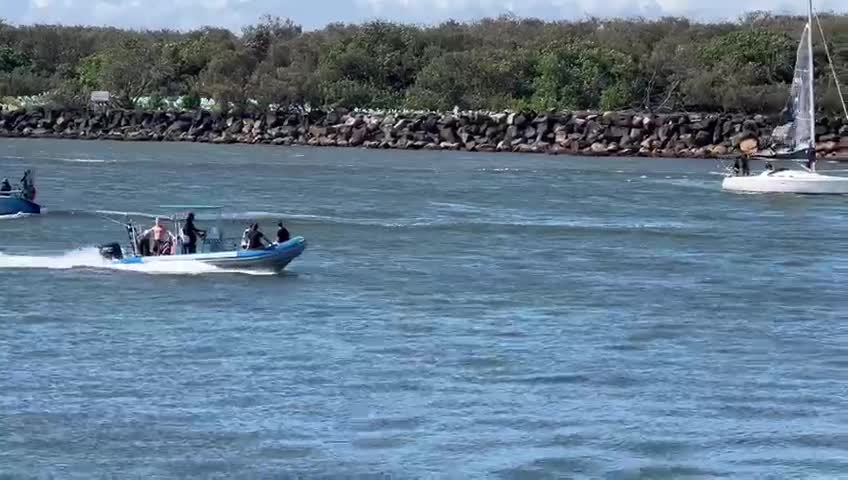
[
  {"x1": 102, "y1": 237, "x2": 307, "y2": 273},
  {"x1": 0, "y1": 194, "x2": 41, "y2": 215},
  {"x1": 97, "y1": 206, "x2": 306, "y2": 273},
  {"x1": 1, "y1": 170, "x2": 40, "y2": 215}
]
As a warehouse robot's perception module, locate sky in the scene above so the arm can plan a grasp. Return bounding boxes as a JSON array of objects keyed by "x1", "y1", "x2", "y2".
[{"x1": 2, "y1": 0, "x2": 846, "y2": 32}]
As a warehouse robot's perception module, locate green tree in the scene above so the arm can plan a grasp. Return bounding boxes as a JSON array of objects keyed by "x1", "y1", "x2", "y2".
[
  {"x1": 79, "y1": 38, "x2": 175, "y2": 108},
  {"x1": 532, "y1": 43, "x2": 638, "y2": 110},
  {"x1": 406, "y1": 49, "x2": 535, "y2": 111},
  {"x1": 699, "y1": 29, "x2": 795, "y2": 83},
  {"x1": 0, "y1": 46, "x2": 30, "y2": 72},
  {"x1": 242, "y1": 15, "x2": 302, "y2": 61},
  {"x1": 198, "y1": 48, "x2": 257, "y2": 110}
]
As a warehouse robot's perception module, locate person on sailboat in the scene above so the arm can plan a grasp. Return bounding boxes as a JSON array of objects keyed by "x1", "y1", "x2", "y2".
[
  {"x1": 806, "y1": 147, "x2": 817, "y2": 171},
  {"x1": 0, "y1": 178, "x2": 10, "y2": 196},
  {"x1": 180, "y1": 212, "x2": 207, "y2": 255}
]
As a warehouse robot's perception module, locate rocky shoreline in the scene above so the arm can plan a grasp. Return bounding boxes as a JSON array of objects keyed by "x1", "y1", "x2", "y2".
[{"x1": 2, "y1": 108, "x2": 848, "y2": 159}]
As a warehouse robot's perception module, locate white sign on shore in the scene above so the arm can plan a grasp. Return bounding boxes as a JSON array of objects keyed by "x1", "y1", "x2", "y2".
[{"x1": 90, "y1": 91, "x2": 111, "y2": 102}]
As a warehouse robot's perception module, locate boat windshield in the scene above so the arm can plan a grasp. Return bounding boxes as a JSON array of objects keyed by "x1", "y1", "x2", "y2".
[{"x1": 158, "y1": 205, "x2": 228, "y2": 254}]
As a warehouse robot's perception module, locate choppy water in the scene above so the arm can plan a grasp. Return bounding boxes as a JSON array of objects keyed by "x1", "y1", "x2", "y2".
[{"x1": 1, "y1": 139, "x2": 848, "y2": 479}]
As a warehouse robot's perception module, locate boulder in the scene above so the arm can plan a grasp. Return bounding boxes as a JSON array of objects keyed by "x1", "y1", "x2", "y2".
[
  {"x1": 819, "y1": 141, "x2": 839, "y2": 153},
  {"x1": 349, "y1": 126, "x2": 368, "y2": 146},
  {"x1": 590, "y1": 142, "x2": 607, "y2": 154},
  {"x1": 629, "y1": 128, "x2": 644, "y2": 141},
  {"x1": 739, "y1": 138, "x2": 758, "y2": 154},
  {"x1": 226, "y1": 119, "x2": 243, "y2": 134},
  {"x1": 711, "y1": 144, "x2": 729, "y2": 156},
  {"x1": 555, "y1": 128, "x2": 569, "y2": 145},
  {"x1": 730, "y1": 132, "x2": 754, "y2": 147},
  {"x1": 439, "y1": 126, "x2": 458, "y2": 144},
  {"x1": 605, "y1": 126, "x2": 629, "y2": 140},
  {"x1": 510, "y1": 114, "x2": 529, "y2": 128},
  {"x1": 693, "y1": 130, "x2": 713, "y2": 147}
]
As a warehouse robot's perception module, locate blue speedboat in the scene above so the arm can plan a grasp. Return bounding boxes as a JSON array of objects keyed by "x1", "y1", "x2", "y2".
[
  {"x1": 0, "y1": 194, "x2": 41, "y2": 215},
  {"x1": 1, "y1": 170, "x2": 40, "y2": 215},
  {"x1": 97, "y1": 206, "x2": 306, "y2": 273},
  {"x1": 100, "y1": 237, "x2": 307, "y2": 273}
]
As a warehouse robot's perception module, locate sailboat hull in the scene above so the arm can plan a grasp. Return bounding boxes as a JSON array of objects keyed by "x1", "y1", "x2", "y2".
[{"x1": 722, "y1": 170, "x2": 848, "y2": 194}]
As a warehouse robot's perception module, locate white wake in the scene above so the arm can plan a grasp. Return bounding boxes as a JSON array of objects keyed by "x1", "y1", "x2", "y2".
[{"x1": 0, "y1": 248, "x2": 273, "y2": 276}]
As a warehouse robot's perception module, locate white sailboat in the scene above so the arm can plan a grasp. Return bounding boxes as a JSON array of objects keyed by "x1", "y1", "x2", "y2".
[{"x1": 722, "y1": 0, "x2": 848, "y2": 194}]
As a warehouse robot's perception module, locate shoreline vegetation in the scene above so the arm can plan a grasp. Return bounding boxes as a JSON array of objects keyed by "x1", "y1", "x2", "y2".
[{"x1": 0, "y1": 13, "x2": 847, "y2": 157}]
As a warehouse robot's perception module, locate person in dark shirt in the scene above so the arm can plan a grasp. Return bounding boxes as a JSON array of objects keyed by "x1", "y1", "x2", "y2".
[
  {"x1": 181, "y1": 212, "x2": 206, "y2": 254},
  {"x1": 0, "y1": 178, "x2": 10, "y2": 196},
  {"x1": 275, "y1": 221, "x2": 290, "y2": 244},
  {"x1": 246, "y1": 223, "x2": 268, "y2": 250}
]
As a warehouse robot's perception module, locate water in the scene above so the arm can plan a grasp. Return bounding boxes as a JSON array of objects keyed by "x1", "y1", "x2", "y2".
[{"x1": 1, "y1": 139, "x2": 847, "y2": 478}]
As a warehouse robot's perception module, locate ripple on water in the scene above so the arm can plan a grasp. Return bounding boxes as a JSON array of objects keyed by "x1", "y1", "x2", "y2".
[{"x1": 2, "y1": 142, "x2": 848, "y2": 478}]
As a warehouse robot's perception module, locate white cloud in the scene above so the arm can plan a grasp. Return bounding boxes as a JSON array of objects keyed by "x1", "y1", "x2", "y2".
[{"x1": 6, "y1": 0, "x2": 847, "y2": 31}]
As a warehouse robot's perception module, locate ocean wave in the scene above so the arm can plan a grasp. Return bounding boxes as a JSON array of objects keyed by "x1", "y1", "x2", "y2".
[
  {"x1": 0, "y1": 155, "x2": 116, "y2": 164},
  {"x1": 55, "y1": 158, "x2": 117, "y2": 164},
  {"x1": 650, "y1": 178, "x2": 720, "y2": 191}
]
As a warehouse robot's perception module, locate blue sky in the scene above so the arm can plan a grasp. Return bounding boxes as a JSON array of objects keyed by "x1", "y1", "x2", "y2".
[{"x1": 3, "y1": 0, "x2": 846, "y2": 31}]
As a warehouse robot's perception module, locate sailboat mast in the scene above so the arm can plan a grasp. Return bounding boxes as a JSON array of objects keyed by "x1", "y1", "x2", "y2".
[{"x1": 807, "y1": 0, "x2": 817, "y2": 170}]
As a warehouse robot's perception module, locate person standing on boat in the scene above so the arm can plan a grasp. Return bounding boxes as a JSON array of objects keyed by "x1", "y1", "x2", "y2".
[
  {"x1": 0, "y1": 178, "x2": 10, "y2": 196},
  {"x1": 19, "y1": 170, "x2": 35, "y2": 201},
  {"x1": 807, "y1": 147, "x2": 817, "y2": 172},
  {"x1": 181, "y1": 212, "x2": 206, "y2": 255},
  {"x1": 275, "y1": 221, "x2": 290, "y2": 244},
  {"x1": 245, "y1": 223, "x2": 269, "y2": 250}
]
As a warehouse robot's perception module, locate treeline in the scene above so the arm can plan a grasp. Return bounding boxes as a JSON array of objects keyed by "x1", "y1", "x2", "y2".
[{"x1": 0, "y1": 13, "x2": 847, "y2": 114}]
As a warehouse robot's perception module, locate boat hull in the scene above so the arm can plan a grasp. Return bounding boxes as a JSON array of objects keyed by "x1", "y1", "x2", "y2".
[
  {"x1": 114, "y1": 236, "x2": 306, "y2": 273},
  {"x1": 0, "y1": 196, "x2": 41, "y2": 215},
  {"x1": 722, "y1": 171, "x2": 848, "y2": 194}
]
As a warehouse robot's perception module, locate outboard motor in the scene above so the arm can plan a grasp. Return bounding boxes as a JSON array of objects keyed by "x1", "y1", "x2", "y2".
[{"x1": 98, "y1": 242, "x2": 124, "y2": 261}]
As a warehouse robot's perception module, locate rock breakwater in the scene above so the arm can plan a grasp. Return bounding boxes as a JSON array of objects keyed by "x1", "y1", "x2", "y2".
[{"x1": 2, "y1": 108, "x2": 847, "y2": 158}]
